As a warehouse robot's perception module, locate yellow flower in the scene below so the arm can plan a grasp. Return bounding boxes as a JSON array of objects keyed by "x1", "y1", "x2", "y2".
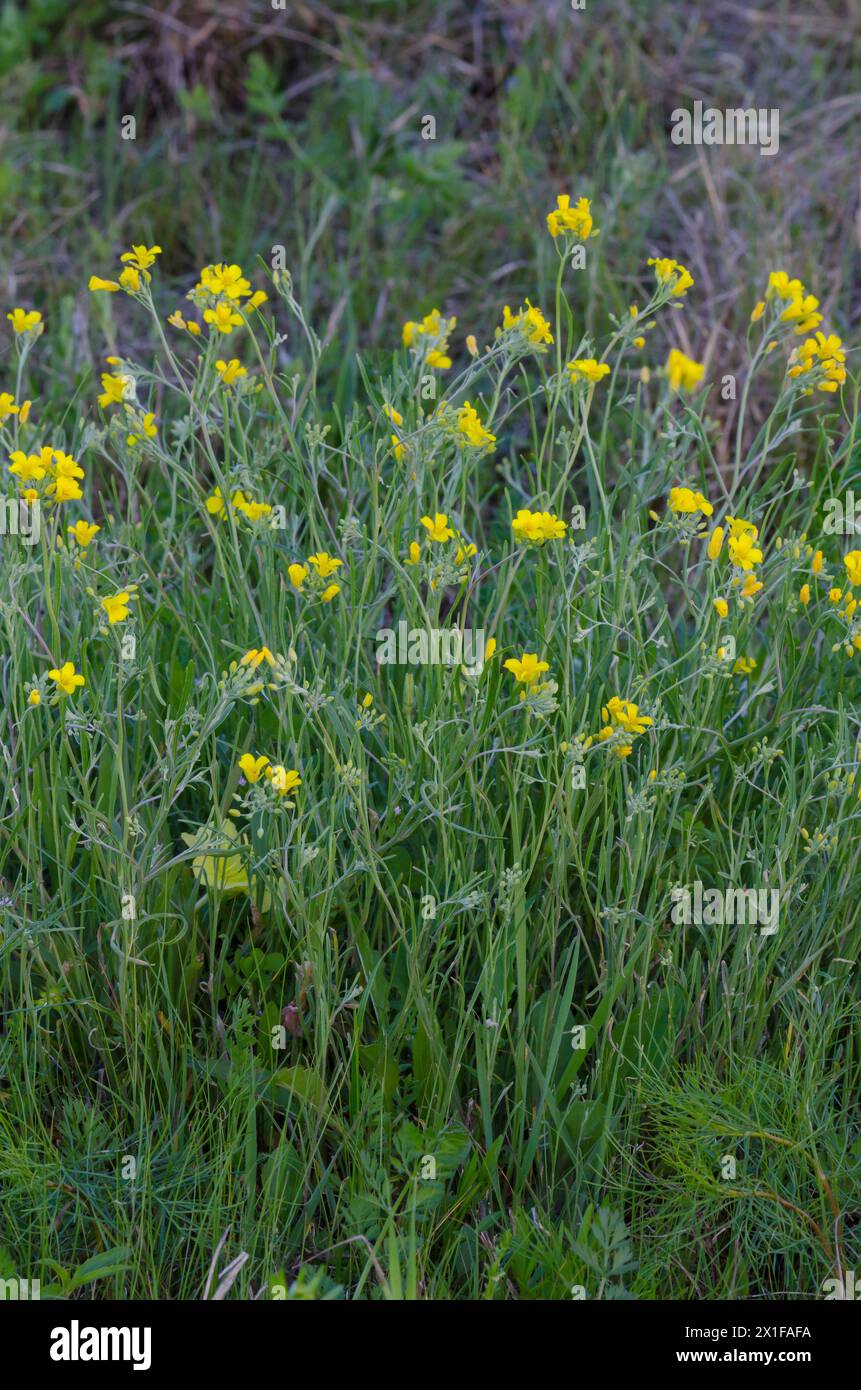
[
  {"x1": 406, "y1": 541, "x2": 421, "y2": 565},
  {"x1": 0, "y1": 393, "x2": 20, "y2": 421},
  {"x1": 504, "y1": 652, "x2": 550, "y2": 686},
  {"x1": 269, "y1": 766, "x2": 301, "y2": 796},
  {"x1": 7, "y1": 308, "x2": 42, "y2": 333},
  {"x1": 121, "y1": 243, "x2": 162, "y2": 272},
  {"x1": 740, "y1": 573, "x2": 763, "y2": 599},
  {"x1": 28, "y1": 689, "x2": 41, "y2": 706},
  {"x1": 707, "y1": 526, "x2": 724, "y2": 560},
  {"x1": 566, "y1": 358, "x2": 610, "y2": 384},
  {"x1": 321, "y1": 583, "x2": 340, "y2": 602},
  {"x1": 500, "y1": 300, "x2": 554, "y2": 349},
  {"x1": 88, "y1": 276, "x2": 120, "y2": 293},
  {"x1": 234, "y1": 497, "x2": 272, "y2": 523},
  {"x1": 9, "y1": 450, "x2": 48, "y2": 482},
  {"x1": 216, "y1": 358, "x2": 247, "y2": 386},
  {"x1": 546, "y1": 195, "x2": 596, "y2": 240},
  {"x1": 204, "y1": 302, "x2": 244, "y2": 334},
  {"x1": 788, "y1": 332, "x2": 846, "y2": 391},
  {"x1": 238, "y1": 753, "x2": 270, "y2": 784},
  {"x1": 829, "y1": 587, "x2": 843, "y2": 603},
  {"x1": 98, "y1": 372, "x2": 131, "y2": 407},
  {"x1": 307, "y1": 552, "x2": 343, "y2": 578},
  {"x1": 19, "y1": 399, "x2": 31, "y2": 423},
  {"x1": 168, "y1": 310, "x2": 201, "y2": 335},
  {"x1": 766, "y1": 271, "x2": 802, "y2": 302},
  {"x1": 714, "y1": 597, "x2": 729, "y2": 618},
  {"x1": 67, "y1": 520, "x2": 100, "y2": 547},
  {"x1": 728, "y1": 532, "x2": 764, "y2": 571},
  {"x1": 667, "y1": 486, "x2": 713, "y2": 517},
  {"x1": 401, "y1": 308, "x2": 455, "y2": 368},
  {"x1": 241, "y1": 647, "x2": 276, "y2": 669},
  {"x1": 101, "y1": 591, "x2": 132, "y2": 624},
  {"x1": 666, "y1": 348, "x2": 704, "y2": 391},
  {"x1": 726, "y1": 516, "x2": 758, "y2": 540},
  {"x1": 511, "y1": 507, "x2": 566, "y2": 544},
  {"x1": 648, "y1": 257, "x2": 694, "y2": 297},
  {"x1": 420, "y1": 512, "x2": 455, "y2": 543},
  {"x1": 288, "y1": 563, "x2": 309, "y2": 589},
  {"x1": 733, "y1": 655, "x2": 757, "y2": 676},
  {"x1": 127, "y1": 413, "x2": 157, "y2": 446},
  {"x1": 119, "y1": 266, "x2": 141, "y2": 293},
  {"x1": 205, "y1": 487, "x2": 228, "y2": 517},
  {"x1": 52, "y1": 450, "x2": 84, "y2": 480},
  {"x1": 48, "y1": 661, "x2": 85, "y2": 696},
  {"x1": 779, "y1": 291, "x2": 822, "y2": 335},
  {"x1": 466, "y1": 334, "x2": 478, "y2": 357},
  {"x1": 48, "y1": 473, "x2": 83, "y2": 503},
  {"x1": 812, "y1": 549, "x2": 824, "y2": 574},
  {"x1": 180, "y1": 819, "x2": 259, "y2": 897},
  {"x1": 597, "y1": 727, "x2": 633, "y2": 759},
  {"x1": 750, "y1": 301, "x2": 765, "y2": 323},
  {"x1": 601, "y1": 696, "x2": 653, "y2": 736},
  {"x1": 844, "y1": 551, "x2": 861, "y2": 587},
  {"x1": 484, "y1": 637, "x2": 497, "y2": 662},
  {"x1": 456, "y1": 401, "x2": 496, "y2": 449},
  {"x1": 383, "y1": 403, "x2": 403, "y2": 426},
  {"x1": 799, "y1": 584, "x2": 811, "y2": 605},
  {"x1": 197, "y1": 263, "x2": 251, "y2": 300}
]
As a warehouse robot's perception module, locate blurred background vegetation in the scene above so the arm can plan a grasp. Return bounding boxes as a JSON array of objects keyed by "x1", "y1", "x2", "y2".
[{"x1": 2, "y1": 0, "x2": 860, "y2": 429}]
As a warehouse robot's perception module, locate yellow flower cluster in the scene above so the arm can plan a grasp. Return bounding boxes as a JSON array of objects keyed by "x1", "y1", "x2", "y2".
[
  {"x1": 170, "y1": 261, "x2": 268, "y2": 337},
  {"x1": 288, "y1": 550, "x2": 343, "y2": 602},
  {"x1": 455, "y1": 400, "x2": 496, "y2": 450},
  {"x1": 7, "y1": 307, "x2": 43, "y2": 336},
  {"x1": 504, "y1": 652, "x2": 551, "y2": 694},
  {"x1": 402, "y1": 308, "x2": 456, "y2": 369},
  {"x1": 648, "y1": 257, "x2": 695, "y2": 298},
  {"x1": 499, "y1": 301, "x2": 554, "y2": 350},
  {"x1": 237, "y1": 753, "x2": 301, "y2": 797},
  {"x1": 511, "y1": 507, "x2": 566, "y2": 545},
  {"x1": 597, "y1": 697, "x2": 653, "y2": 759},
  {"x1": 765, "y1": 271, "x2": 822, "y2": 335},
  {"x1": 205, "y1": 487, "x2": 272, "y2": 525},
  {"x1": 89, "y1": 243, "x2": 162, "y2": 295},
  {"x1": 709, "y1": 516, "x2": 765, "y2": 607},
  {"x1": 8, "y1": 445, "x2": 84, "y2": 504},
  {"x1": 666, "y1": 348, "x2": 704, "y2": 392},
  {"x1": 546, "y1": 195, "x2": 597, "y2": 241},
  {"x1": 403, "y1": 513, "x2": 476, "y2": 578},
  {"x1": 667, "y1": 487, "x2": 713, "y2": 519},
  {"x1": 567, "y1": 358, "x2": 610, "y2": 385},
  {"x1": 787, "y1": 332, "x2": 846, "y2": 393}
]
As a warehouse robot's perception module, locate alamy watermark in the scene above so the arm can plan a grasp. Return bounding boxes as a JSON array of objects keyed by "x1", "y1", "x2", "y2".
[
  {"x1": 671, "y1": 101, "x2": 779, "y2": 157},
  {"x1": 50, "y1": 1321, "x2": 151, "y2": 1371},
  {"x1": 376, "y1": 621, "x2": 487, "y2": 673},
  {"x1": 822, "y1": 1270, "x2": 859, "y2": 1299},
  {"x1": 823, "y1": 493, "x2": 861, "y2": 535},
  {"x1": 0, "y1": 497, "x2": 40, "y2": 546},
  {"x1": 0, "y1": 1275, "x2": 40, "y2": 1299},
  {"x1": 671, "y1": 880, "x2": 779, "y2": 935}
]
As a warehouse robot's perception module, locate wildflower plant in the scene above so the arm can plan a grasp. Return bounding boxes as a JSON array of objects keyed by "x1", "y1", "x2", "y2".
[{"x1": 1, "y1": 187, "x2": 859, "y2": 1308}]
